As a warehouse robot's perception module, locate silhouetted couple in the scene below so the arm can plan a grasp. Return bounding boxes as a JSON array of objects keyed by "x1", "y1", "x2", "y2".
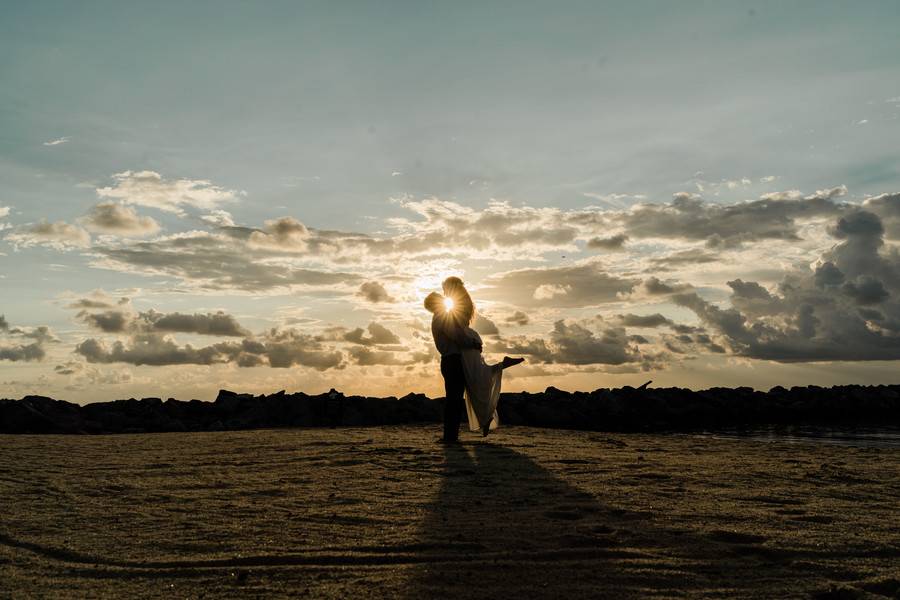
[{"x1": 425, "y1": 277, "x2": 524, "y2": 442}]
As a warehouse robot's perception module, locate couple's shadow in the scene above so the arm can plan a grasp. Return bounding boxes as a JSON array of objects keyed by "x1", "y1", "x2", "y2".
[{"x1": 407, "y1": 441, "x2": 704, "y2": 598}]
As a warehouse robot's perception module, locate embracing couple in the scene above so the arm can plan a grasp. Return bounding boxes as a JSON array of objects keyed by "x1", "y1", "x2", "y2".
[{"x1": 425, "y1": 277, "x2": 524, "y2": 443}]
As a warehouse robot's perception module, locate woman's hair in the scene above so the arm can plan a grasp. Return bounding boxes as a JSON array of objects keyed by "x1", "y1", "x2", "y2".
[
  {"x1": 423, "y1": 292, "x2": 444, "y2": 314},
  {"x1": 441, "y1": 276, "x2": 475, "y2": 326}
]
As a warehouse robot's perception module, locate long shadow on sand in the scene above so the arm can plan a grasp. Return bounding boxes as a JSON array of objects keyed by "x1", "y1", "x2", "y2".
[{"x1": 404, "y1": 439, "x2": 816, "y2": 599}]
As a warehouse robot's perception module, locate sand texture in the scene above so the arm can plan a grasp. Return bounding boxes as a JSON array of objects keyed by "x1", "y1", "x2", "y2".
[{"x1": 1, "y1": 426, "x2": 899, "y2": 598}]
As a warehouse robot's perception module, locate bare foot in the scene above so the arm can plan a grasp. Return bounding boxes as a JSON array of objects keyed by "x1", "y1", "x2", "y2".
[{"x1": 501, "y1": 356, "x2": 525, "y2": 369}]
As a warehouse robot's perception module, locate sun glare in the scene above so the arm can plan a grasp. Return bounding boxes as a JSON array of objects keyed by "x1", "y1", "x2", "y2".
[{"x1": 443, "y1": 297, "x2": 455, "y2": 312}]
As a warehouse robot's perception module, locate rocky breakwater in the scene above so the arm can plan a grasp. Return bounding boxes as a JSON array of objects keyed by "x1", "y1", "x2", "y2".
[{"x1": 1, "y1": 384, "x2": 899, "y2": 434}]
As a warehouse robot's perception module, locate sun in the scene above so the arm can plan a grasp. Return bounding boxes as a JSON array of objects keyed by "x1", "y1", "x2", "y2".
[{"x1": 443, "y1": 297, "x2": 455, "y2": 312}]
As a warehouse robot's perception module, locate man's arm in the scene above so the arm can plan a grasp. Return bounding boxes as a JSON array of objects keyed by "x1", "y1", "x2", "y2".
[{"x1": 439, "y1": 313, "x2": 481, "y2": 350}]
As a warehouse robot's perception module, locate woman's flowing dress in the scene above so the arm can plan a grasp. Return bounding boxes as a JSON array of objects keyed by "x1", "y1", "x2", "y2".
[{"x1": 460, "y1": 329, "x2": 502, "y2": 433}]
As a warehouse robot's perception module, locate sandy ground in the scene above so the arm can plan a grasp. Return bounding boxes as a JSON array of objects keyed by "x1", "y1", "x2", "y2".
[{"x1": 1, "y1": 426, "x2": 899, "y2": 599}]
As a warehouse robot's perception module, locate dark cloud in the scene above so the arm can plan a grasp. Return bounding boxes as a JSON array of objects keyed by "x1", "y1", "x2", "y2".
[
  {"x1": 343, "y1": 322, "x2": 401, "y2": 346},
  {"x1": 146, "y1": 310, "x2": 252, "y2": 337},
  {"x1": 248, "y1": 217, "x2": 310, "y2": 252},
  {"x1": 473, "y1": 314, "x2": 499, "y2": 336},
  {"x1": 650, "y1": 248, "x2": 719, "y2": 268},
  {"x1": 504, "y1": 311, "x2": 529, "y2": 326},
  {"x1": 617, "y1": 313, "x2": 674, "y2": 328},
  {"x1": 78, "y1": 310, "x2": 131, "y2": 333},
  {"x1": 76, "y1": 308, "x2": 252, "y2": 337},
  {"x1": 348, "y1": 346, "x2": 407, "y2": 366},
  {"x1": 488, "y1": 320, "x2": 642, "y2": 367},
  {"x1": 0, "y1": 317, "x2": 54, "y2": 362},
  {"x1": 79, "y1": 202, "x2": 160, "y2": 236},
  {"x1": 671, "y1": 210, "x2": 900, "y2": 361},
  {"x1": 640, "y1": 277, "x2": 693, "y2": 296},
  {"x1": 357, "y1": 281, "x2": 395, "y2": 303},
  {"x1": 76, "y1": 328, "x2": 344, "y2": 370},
  {"x1": 863, "y1": 192, "x2": 900, "y2": 239},
  {"x1": 587, "y1": 233, "x2": 628, "y2": 250},
  {"x1": 619, "y1": 188, "x2": 845, "y2": 246},
  {"x1": 0, "y1": 342, "x2": 45, "y2": 362}
]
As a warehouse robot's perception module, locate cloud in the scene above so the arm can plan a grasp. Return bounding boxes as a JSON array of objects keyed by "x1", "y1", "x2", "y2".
[
  {"x1": 76, "y1": 307, "x2": 252, "y2": 337},
  {"x1": 92, "y1": 231, "x2": 361, "y2": 293},
  {"x1": 473, "y1": 313, "x2": 499, "y2": 336},
  {"x1": 481, "y1": 260, "x2": 638, "y2": 308},
  {"x1": 488, "y1": 319, "x2": 643, "y2": 367},
  {"x1": 76, "y1": 327, "x2": 344, "y2": 370},
  {"x1": 861, "y1": 193, "x2": 900, "y2": 239},
  {"x1": 618, "y1": 187, "x2": 846, "y2": 247},
  {"x1": 0, "y1": 207, "x2": 9, "y2": 219},
  {"x1": 248, "y1": 217, "x2": 310, "y2": 252},
  {"x1": 96, "y1": 170, "x2": 240, "y2": 216},
  {"x1": 145, "y1": 310, "x2": 252, "y2": 337},
  {"x1": 348, "y1": 346, "x2": 407, "y2": 366},
  {"x1": 200, "y1": 210, "x2": 236, "y2": 228},
  {"x1": 5, "y1": 220, "x2": 91, "y2": 250},
  {"x1": 587, "y1": 233, "x2": 628, "y2": 250},
  {"x1": 343, "y1": 322, "x2": 401, "y2": 346},
  {"x1": 79, "y1": 202, "x2": 160, "y2": 236},
  {"x1": 505, "y1": 311, "x2": 529, "y2": 326},
  {"x1": 617, "y1": 313, "x2": 674, "y2": 328},
  {"x1": 0, "y1": 316, "x2": 54, "y2": 362},
  {"x1": 66, "y1": 290, "x2": 130, "y2": 310},
  {"x1": 670, "y1": 210, "x2": 900, "y2": 361},
  {"x1": 43, "y1": 136, "x2": 70, "y2": 146},
  {"x1": 357, "y1": 281, "x2": 396, "y2": 303}
]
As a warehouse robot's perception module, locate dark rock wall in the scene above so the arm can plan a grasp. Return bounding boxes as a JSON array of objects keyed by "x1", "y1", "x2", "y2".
[{"x1": 1, "y1": 385, "x2": 899, "y2": 434}]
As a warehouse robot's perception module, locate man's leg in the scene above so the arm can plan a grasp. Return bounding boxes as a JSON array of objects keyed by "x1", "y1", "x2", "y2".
[{"x1": 441, "y1": 354, "x2": 465, "y2": 441}]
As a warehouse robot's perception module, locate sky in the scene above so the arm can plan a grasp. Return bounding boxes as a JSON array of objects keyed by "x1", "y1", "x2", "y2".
[{"x1": 2, "y1": 0, "x2": 900, "y2": 403}]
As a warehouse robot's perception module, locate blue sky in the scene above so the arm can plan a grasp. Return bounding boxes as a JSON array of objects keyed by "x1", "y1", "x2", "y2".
[{"x1": 2, "y1": 1, "x2": 900, "y2": 402}]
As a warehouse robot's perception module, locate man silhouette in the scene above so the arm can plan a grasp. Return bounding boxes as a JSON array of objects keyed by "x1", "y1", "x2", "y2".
[{"x1": 424, "y1": 277, "x2": 481, "y2": 443}]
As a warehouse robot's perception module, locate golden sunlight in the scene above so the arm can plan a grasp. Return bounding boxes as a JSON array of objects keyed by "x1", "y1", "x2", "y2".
[{"x1": 443, "y1": 297, "x2": 455, "y2": 312}]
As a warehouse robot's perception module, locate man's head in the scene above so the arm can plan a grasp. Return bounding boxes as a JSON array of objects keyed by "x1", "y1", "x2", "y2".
[{"x1": 424, "y1": 291, "x2": 445, "y2": 314}]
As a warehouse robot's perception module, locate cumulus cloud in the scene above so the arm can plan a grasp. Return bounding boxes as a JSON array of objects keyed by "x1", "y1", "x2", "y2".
[
  {"x1": 91, "y1": 231, "x2": 361, "y2": 293},
  {"x1": 79, "y1": 202, "x2": 160, "y2": 236},
  {"x1": 488, "y1": 319, "x2": 643, "y2": 367},
  {"x1": 473, "y1": 313, "x2": 499, "y2": 336},
  {"x1": 66, "y1": 290, "x2": 130, "y2": 310},
  {"x1": 357, "y1": 281, "x2": 395, "y2": 303},
  {"x1": 76, "y1": 307, "x2": 252, "y2": 337},
  {"x1": 481, "y1": 261, "x2": 638, "y2": 307},
  {"x1": 863, "y1": 192, "x2": 900, "y2": 240},
  {"x1": 670, "y1": 210, "x2": 900, "y2": 361},
  {"x1": 618, "y1": 187, "x2": 846, "y2": 247},
  {"x1": 616, "y1": 313, "x2": 675, "y2": 328},
  {"x1": 505, "y1": 311, "x2": 529, "y2": 326},
  {"x1": 248, "y1": 217, "x2": 310, "y2": 252},
  {"x1": 0, "y1": 207, "x2": 9, "y2": 219},
  {"x1": 587, "y1": 233, "x2": 628, "y2": 250},
  {"x1": 76, "y1": 327, "x2": 344, "y2": 370},
  {"x1": 96, "y1": 170, "x2": 240, "y2": 216},
  {"x1": 343, "y1": 322, "x2": 402, "y2": 346},
  {"x1": 0, "y1": 316, "x2": 54, "y2": 362},
  {"x1": 5, "y1": 220, "x2": 90, "y2": 250}
]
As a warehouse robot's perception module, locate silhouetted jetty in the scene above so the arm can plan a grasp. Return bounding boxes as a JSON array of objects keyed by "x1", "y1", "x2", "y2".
[{"x1": 2, "y1": 384, "x2": 900, "y2": 434}]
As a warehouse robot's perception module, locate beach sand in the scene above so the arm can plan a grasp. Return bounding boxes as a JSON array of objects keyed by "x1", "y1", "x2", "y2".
[{"x1": 1, "y1": 426, "x2": 898, "y2": 598}]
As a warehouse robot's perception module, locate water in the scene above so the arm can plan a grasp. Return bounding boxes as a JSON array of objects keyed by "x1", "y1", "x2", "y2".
[{"x1": 694, "y1": 425, "x2": 900, "y2": 449}]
